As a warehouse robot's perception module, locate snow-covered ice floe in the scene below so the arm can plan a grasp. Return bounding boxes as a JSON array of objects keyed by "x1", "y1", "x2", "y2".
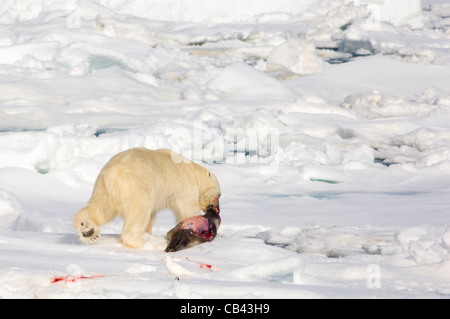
[{"x1": 0, "y1": 0, "x2": 450, "y2": 299}]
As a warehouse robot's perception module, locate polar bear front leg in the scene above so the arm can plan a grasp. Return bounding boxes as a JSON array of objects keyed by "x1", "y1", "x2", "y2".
[
  {"x1": 74, "y1": 207, "x2": 102, "y2": 245},
  {"x1": 145, "y1": 210, "x2": 158, "y2": 235},
  {"x1": 120, "y1": 211, "x2": 151, "y2": 249},
  {"x1": 173, "y1": 198, "x2": 202, "y2": 223}
]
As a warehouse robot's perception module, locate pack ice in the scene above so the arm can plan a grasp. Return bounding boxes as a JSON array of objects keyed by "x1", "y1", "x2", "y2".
[{"x1": 0, "y1": 0, "x2": 450, "y2": 298}]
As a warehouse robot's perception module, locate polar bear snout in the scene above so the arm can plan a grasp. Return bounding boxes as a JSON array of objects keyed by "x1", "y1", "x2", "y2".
[
  {"x1": 207, "y1": 204, "x2": 220, "y2": 214},
  {"x1": 205, "y1": 195, "x2": 220, "y2": 212},
  {"x1": 213, "y1": 196, "x2": 220, "y2": 213}
]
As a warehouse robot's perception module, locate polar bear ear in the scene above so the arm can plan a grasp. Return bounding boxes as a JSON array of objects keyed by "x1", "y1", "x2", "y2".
[{"x1": 206, "y1": 170, "x2": 216, "y2": 180}]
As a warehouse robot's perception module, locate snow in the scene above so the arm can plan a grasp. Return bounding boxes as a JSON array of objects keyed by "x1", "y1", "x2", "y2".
[
  {"x1": 267, "y1": 39, "x2": 329, "y2": 77},
  {"x1": 0, "y1": 0, "x2": 450, "y2": 299}
]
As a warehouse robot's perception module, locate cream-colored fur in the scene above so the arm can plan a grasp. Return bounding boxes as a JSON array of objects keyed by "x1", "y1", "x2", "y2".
[{"x1": 74, "y1": 148, "x2": 221, "y2": 248}]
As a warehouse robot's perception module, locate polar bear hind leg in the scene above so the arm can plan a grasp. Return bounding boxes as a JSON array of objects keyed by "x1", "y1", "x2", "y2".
[
  {"x1": 145, "y1": 210, "x2": 158, "y2": 235},
  {"x1": 73, "y1": 173, "x2": 119, "y2": 245},
  {"x1": 73, "y1": 206, "x2": 104, "y2": 245}
]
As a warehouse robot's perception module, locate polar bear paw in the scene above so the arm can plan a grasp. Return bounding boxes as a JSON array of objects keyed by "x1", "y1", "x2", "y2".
[{"x1": 77, "y1": 220, "x2": 101, "y2": 245}]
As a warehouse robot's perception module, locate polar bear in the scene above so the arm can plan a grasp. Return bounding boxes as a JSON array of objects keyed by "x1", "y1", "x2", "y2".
[{"x1": 74, "y1": 148, "x2": 221, "y2": 249}]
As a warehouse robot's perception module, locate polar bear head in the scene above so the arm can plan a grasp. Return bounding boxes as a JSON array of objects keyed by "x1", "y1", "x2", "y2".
[{"x1": 198, "y1": 170, "x2": 221, "y2": 213}]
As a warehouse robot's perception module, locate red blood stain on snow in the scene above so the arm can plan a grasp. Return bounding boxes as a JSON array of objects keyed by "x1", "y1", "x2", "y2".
[
  {"x1": 172, "y1": 257, "x2": 220, "y2": 271},
  {"x1": 50, "y1": 274, "x2": 104, "y2": 284},
  {"x1": 174, "y1": 257, "x2": 190, "y2": 261},
  {"x1": 200, "y1": 263, "x2": 221, "y2": 271},
  {"x1": 199, "y1": 263, "x2": 212, "y2": 270}
]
